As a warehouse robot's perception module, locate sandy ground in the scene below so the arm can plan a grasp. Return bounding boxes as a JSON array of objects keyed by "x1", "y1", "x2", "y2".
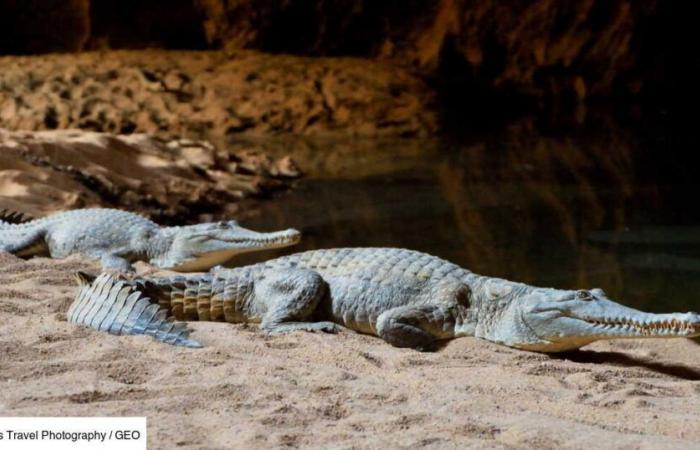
[{"x1": 0, "y1": 251, "x2": 699, "y2": 449}]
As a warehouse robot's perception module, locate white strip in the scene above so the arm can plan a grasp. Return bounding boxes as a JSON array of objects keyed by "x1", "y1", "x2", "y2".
[{"x1": 0, "y1": 417, "x2": 146, "y2": 450}]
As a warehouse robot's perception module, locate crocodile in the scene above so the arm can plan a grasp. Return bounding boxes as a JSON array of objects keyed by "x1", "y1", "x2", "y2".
[
  {"x1": 0, "y1": 208, "x2": 300, "y2": 271},
  {"x1": 68, "y1": 247, "x2": 700, "y2": 352}
]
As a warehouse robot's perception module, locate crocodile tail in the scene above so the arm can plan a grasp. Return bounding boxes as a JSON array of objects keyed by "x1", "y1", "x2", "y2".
[
  {"x1": 68, "y1": 272, "x2": 202, "y2": 348},
  {"x1": 132, "y1": 275, "x2": 221, "y2": 322},
  {"x1": 0, "y1": 208, "x2": 34, "y2": 226}
]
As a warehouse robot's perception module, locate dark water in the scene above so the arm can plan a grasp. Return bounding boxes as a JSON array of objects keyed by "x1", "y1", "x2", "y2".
[{"x1": 232, "y1": 123, "x2": 700, "y2": 314}]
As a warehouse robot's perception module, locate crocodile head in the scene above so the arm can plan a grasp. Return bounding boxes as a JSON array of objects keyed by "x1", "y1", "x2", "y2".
[
  {"x1": 481, "y1": 287, "x2": 700, "y2": 352},
  {"x1": 153, "y1": 221, "x2": 300, "y2": 272}
]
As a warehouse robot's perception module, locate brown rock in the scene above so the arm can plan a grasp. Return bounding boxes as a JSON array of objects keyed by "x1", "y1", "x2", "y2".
[
  {"x1": 272, "y1": 156, "x2": 302, "y2": 178},
  {"x1": 195, "y1": 0, "x2": 664, "y2": 100},
  {"x1": 176, "y1": 144, "x2": 217, "y2": 170},
  {"x1": 0, "y1": 1, "x2": 672, "y2": 104},
  {"x1": 0, "y1": 50, "x2": 436, "y2": 138},
  {"x1": 0, "y1": 129, "x2": 297, "y2": 221}
]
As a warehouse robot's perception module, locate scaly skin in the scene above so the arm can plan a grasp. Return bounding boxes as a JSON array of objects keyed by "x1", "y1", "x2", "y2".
[
  {"x1": 71, "y1": 248, "x2": 700, "y2": 351},
  {"x1": 0, "y1": 208, "x2": 300, "y2": 272}
]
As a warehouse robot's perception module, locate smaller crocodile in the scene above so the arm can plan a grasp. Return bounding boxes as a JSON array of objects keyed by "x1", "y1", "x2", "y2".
[
  {"x1": 68, "y1": 248, "x2": 700, "y2": 351},
  {"x1": 0, "y1": 208, "x2": 300, "y2": 271}
]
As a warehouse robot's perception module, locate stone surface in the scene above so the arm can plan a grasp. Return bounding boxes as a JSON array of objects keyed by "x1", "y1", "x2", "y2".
[
  {"x1": 186, "y1": 0, "x2": 668, "y2": 101},
  {"x1": 0, "y1": 50, "x2": 436, "y2": 138},
  {"x1": 0, "y1": 1, "x2": 679, "y2": 105},
  {"x1": 0, "y1": 129, "x2": 298, "y2": 222}
]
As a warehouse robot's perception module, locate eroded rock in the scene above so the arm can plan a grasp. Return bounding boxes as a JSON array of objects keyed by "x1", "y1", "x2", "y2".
[
  {"x1": 0, "y1": 129, "x2": 299, "y2": 222},
  {"x1": 196, "y1": 0, "x2": 664, "y2": 101},
  {"x1": 0, "y1": 1, "x2": 675, "y2": 109},
  {"x1": 0, "y1": 51, "x2": 436, "y2": 138}
]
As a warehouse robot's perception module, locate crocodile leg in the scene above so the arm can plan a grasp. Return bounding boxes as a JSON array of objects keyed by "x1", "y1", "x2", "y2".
[
  {"x1": 376, "y1": 304, "x2": 457, "y2": 351},
  {"x1": 100, "y1": 253, "x2": 134, "y2": 272},
  {"x1": 258, "y1": 269, "x2": 339, "y2": 334}
]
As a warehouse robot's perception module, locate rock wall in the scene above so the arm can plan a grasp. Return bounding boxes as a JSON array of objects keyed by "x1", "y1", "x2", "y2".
[
  {"x1": 0, "y1": 51, "x2": 436, "y2": 138},
  {"x1": 196, "y1": 0, "x2": 661, "y2": 101},
  {"x1": 0, "y1": 0, "x2": 675, "y2": 104},
  {"x1": 0, "y1": 129, "x2": 299, "y2": 222}
]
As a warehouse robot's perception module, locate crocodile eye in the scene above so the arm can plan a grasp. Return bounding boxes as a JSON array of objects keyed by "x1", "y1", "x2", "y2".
[
  {"x1": 576, "y1": 290, "x2": 593, "y2": 301},
  {"x1": 217, "y1": 221, "x2": 228, "y2": 228}
]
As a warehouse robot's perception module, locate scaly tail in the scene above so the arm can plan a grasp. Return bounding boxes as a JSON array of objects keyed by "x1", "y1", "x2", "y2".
[{"x1": 68, "y1": 272, "x2": 202, "y2": 348}]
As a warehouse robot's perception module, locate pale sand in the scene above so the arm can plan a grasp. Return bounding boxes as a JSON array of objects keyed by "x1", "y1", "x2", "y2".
[{"x1": 0, "y1": 251, "x2": 699, "y2": 449}]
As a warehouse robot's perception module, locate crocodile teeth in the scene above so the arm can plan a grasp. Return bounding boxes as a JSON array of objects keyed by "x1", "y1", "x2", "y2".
[{"x1": 585, "y1": 317, "x2": 693, "y2": 335}]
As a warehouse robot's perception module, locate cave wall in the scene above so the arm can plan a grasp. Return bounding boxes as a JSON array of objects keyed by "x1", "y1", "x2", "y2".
[
  {"x1": 0, "y1": 0, "x2": 206, "y2": 54},
  {"x1": 87, "y1": 0, "x2": 208, "y2": 50},
  {"x1": 0, "y1": 0, "x2": 90, "y2": 54},
  {"x1": 195, "y1": 0, "x2": 661, "y2": 101},
  {"x1": 0, "y1": 1, "x2": 681, "y2": 106}
]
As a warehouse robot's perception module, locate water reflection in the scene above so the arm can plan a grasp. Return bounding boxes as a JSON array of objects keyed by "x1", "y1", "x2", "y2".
[{"x1": 227, "y1": 122, "x2": 700, "y2": 313}]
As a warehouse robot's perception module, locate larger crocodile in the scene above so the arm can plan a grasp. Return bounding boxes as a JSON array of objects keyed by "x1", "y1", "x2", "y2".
[
  {"x1": 69, "y1": 248, "x2": 700, "y2": 352},
  {"x1": 0, "y1": 208, "x2": 300, "y2": 271}
]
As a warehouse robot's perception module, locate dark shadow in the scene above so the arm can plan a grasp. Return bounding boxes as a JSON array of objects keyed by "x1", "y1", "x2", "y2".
[
  {"x1": 88, "y1": 0, "x2": 208, "y2": 50},
  {"x1": 432, "y1": 35, "x2": 533, "y2": 138},
  {"x1": 551, "y1": 349, "x2": 700, "y2": 381}
]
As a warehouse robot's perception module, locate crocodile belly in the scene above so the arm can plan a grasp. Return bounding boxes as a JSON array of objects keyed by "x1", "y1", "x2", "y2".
[{"x1": 322, "y1": 274, "x2": 428, "y2": 335}]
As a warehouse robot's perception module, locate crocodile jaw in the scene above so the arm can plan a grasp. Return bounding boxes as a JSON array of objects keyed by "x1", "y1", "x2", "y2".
[
  {"x1": 576, "y1": 313, "x2": 700, "y2": 338},
  {"x1": 512, "y1": 289, "x2": 700, "y2": 352},
  {"x1": 168, "y1": 230, "x2": 301, "y2": 271},
  {"x1": 153, "y1": 223, "x2": 301, "y2": 271},
  {"x1": 517, "y1": 313, "x2": 700, "y2": 352}
]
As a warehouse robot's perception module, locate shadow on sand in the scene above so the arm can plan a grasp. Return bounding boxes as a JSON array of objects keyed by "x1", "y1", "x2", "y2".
[{"x1": 552, "y1": 346, "x2": 700, "y2": 381}]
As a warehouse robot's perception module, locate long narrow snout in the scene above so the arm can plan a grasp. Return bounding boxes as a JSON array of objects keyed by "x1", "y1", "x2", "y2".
[
  {"x1": 579, "y1": 310, "x2": 700, "y2": 339},
  {"x1": 519, "y1": 289, "x2": 700, "y2": 352},
  {"x1": 231, "y1": 228, "x2": 301, "y2": 249},
  {"x1": 161, "y1": 224, "x2": 302, "y2": 272}
]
